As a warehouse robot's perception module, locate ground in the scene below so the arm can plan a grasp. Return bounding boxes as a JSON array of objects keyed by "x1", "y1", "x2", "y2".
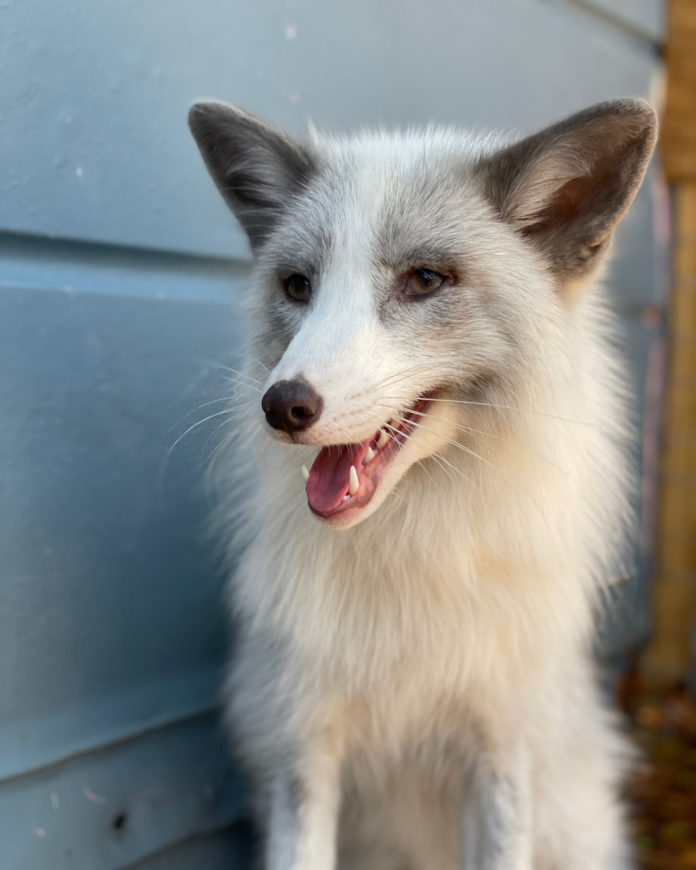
[{"x1": 624, "y1": 684, "x2": 696, "y2": 869}]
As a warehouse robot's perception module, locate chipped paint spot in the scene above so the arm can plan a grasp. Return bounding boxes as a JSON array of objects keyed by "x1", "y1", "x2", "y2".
[
  {"x1": 284, "y1": 22, "x2": 297, "y2": 39},
  {"x1": 50, "y1": 793, "x2": 60, "y2": 810},
  {"x1": 75, "y1": 165, "x2": 83, "y2": 179},
  {"x1": 82, "y1": 785, "x2": 107, "y2": 805},
  {"x1": 35, "y1": 828, "x2": 47, "y2": 838}
]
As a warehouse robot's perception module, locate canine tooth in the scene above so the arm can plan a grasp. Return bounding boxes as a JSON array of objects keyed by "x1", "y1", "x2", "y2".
[
  {"x1": 301, "y1": 465, "x2": 310, "y2": 482},
  {"x1": 364, "y1": 446, "x2": 377, "y2": 464},
  {"x1": 349, "y1": 465, "x2": 359, "y2": 495},
  {"x1": 376, "y1": 430, "x2": 390, "y2": 450}
]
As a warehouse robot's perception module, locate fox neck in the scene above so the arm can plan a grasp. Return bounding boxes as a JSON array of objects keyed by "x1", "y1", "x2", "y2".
[{"x1": 231, "y1": 409, "x2": 605, "y2": 684}]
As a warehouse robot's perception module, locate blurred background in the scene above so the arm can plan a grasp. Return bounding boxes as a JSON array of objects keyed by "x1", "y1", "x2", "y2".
[{"x1": 0, "y1": 1, "x2": 694, "y2": 868}]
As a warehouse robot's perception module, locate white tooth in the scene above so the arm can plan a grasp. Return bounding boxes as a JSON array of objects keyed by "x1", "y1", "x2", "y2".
[
  {"x1": 376, "y1": 429, "x2": 390, "y2": 450},
  {"x1": 364, "y1": 446, "x2": 377, "y2": 464},
  {"x1": 349, "y1": 465, "x2": 359, "y2": 495},
  {"x1": 302, "y1": 465, "x2": 310, "y2": 482}
]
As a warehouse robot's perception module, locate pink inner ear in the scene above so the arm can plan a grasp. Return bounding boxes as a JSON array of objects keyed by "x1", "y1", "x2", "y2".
[
  {"x1": 555, "y1": 177, "x2": 590, "y2": 219},
  {"x1": 523, "y1": 175, "x2": 593, "y2": 237},
  {"x1": 488, "y1": 100, "x2": 655, "y2": 280}
]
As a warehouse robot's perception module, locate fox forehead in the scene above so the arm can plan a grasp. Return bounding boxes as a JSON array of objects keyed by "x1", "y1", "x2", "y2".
[{"x1": 260, "y1": 129, "x2": 498, "y2": 283}]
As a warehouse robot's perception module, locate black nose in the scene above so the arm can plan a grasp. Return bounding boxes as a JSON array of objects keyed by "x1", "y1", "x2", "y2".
[{"x1": 261, "y1": 379, "x2": 323, "y2": 434}]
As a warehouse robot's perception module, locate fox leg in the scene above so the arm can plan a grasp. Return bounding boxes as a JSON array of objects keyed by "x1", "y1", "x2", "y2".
[
  {"x1": 462, "y1": 744, "x2": 532, "y2": 870},
  {"x1": 266, "y1": 751, "x2": 342, "y2": 870}
]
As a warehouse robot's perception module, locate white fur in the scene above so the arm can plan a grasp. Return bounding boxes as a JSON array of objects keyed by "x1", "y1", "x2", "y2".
[{"x1": 200, "y1": 108, "x2": 655, "y2": 869}]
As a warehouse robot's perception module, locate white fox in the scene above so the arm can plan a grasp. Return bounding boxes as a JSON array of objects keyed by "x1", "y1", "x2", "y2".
[{"x1": 189, "y1": 98, "x2": 657, "y2": 869}]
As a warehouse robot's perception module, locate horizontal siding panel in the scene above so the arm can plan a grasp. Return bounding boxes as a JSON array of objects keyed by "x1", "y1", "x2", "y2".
[
  {"x1": 1, "y1": 0, "x2": 659, "y2": 259},
  {"x1": 125, "y1": 826, "x2": 255, "y2": 870},
  {"x1": 0, "y1": 666, "x2": 221, "y2": 784},
  {"x1": 0, "y1": 233, "x2": 249, "y2": 302},
  {"x1": 0, "y1": 713, "x2": 248, "y2": 870},
  {"x1": 568, "y1": 0, "x2": 664, "y2": 43},
  {"x1": 0, "y1": 262, "x2": 245, "y2": 777}
]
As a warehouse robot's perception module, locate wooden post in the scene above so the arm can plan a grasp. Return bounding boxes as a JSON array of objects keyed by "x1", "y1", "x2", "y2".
[{"x1": 642, "y1": 0, "x2": 696, "y2": 687}]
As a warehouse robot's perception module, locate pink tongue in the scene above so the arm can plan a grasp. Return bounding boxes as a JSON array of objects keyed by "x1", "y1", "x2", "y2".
[{"x1": 306, "y1": 437, "x2": 370, "y2": 514}]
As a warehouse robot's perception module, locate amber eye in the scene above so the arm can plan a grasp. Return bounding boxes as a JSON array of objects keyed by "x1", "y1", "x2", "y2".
[
  {"x1": 283, "y1": 273, "x2": 312, "y2": 303},
  {"x1": 404, "y1": 268, "x2": 448, "y2": 297}
]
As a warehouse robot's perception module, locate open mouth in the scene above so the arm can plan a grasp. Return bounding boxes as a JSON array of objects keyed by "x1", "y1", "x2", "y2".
[{"x1": 305, "y1": 394, "x2": 433, "y2": 519}]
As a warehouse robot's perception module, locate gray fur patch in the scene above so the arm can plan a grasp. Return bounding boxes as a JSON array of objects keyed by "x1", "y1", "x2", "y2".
[
  {"x1": 188, "y1": 102, "x2": 319, "y2": 252},
  {"x1": 476, "y1": 98, "x2": 657, "y2": 280}
]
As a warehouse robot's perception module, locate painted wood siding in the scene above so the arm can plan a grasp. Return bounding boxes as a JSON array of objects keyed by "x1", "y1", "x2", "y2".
[{"x1": 0, "y1": 1, "x2": 665, "y2": 867}]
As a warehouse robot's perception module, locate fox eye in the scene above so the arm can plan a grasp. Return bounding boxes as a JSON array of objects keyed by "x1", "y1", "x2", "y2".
[
  {"x1": 404, "y1": 268, "x2": 448, "y2": 297},
  {"x1": 283, "y1": 273, "x2": 312, "y2": 303}
]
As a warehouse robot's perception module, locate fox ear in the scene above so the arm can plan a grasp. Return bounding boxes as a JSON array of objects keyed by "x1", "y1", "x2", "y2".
[
  {"x1": 480, "y1": 99, "x2": 657, "y2": 282},
  {"x1": 188, "y1": 102, "x2": 317, "y2": 251}
]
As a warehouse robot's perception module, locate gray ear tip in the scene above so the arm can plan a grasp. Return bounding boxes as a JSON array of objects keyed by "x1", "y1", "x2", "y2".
[
  {"x1": 623, "y1": 99, "x2": 659, "y2": 154},
  {"x1": 604, "y1": 97, "x2": 659, "y2": 137},
  {"x1": 636, "y1": 100, "x2": 659, "y2": 140},
  {"x1": 187, "y1": 101, "x2": 247, "y2": 136},
  {"x1": 619, "y1": 97, "x2": 657, "y2": 123},
  {"x1": 188, "y1": 101, "x2": 224, "y2": 132},
  {"x1": 571, "y1": 98, "x2": 658, "y2": 156},
  {"x1": 188, "y1": 103, "x2": 211, "y2": 136}
]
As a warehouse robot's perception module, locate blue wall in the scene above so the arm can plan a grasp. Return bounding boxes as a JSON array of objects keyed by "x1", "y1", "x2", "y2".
[{"x1": 0, "y1": 1, "x2": 666, "y2": 867}]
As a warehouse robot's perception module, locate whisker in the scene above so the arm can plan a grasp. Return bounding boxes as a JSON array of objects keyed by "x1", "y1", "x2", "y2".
[
  {"x1": 200, "y1": 359, "x2": 265, "y2": 382},
  {"x1": 346, "y1": 366, "x2": 432, "y2": 401},
  {"x1": 377, "y1": 394, "x2": 597, "y2": 429},
  {"x1": 210, "y1": 364, "x2": 266, "y2": 392},
  {"x1": 390, "y1": 414, "x2": 495, "y2": 469},
  {"x1": 377, "y1": 403, "x2": 568, "y2": 477},
  {"x1": 383, "y1": 422, "x2": 408, "y2": 451},
  {"x1": 181, "y1": 396, "x2": 239, "y2": 421},
  {"x1": 204, "y1": 423, "x2": 245, "y2": 488},
  {"x1": 378, "y1": 403, "x2": 508, "y2": 444},
  {"x1": 224, "y1": 375, "x2": 265, "y2": 394},
  {"x1": 386, "y1": 413, "x2": 548, "y2": 509},
  {"x1": 382, "y1": 420, "x2": 474, "y2": 489},
  {"x1": 431, "y1": 450, "x2": 475, "y2": 488},
  {"x1": 419, "y1": 397, "x2": 594, "y2": 427},
  {"x1": 167, "y1": 408, "x2": 238, "y2": 457},
  {"x1": 428, "y1": 451, "x2": 457, "y2": 486}
]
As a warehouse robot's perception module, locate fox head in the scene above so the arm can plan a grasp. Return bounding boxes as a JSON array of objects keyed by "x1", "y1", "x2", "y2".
[{"x1": 189, "y1": 100, "x2": 656, "y2": 529}]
